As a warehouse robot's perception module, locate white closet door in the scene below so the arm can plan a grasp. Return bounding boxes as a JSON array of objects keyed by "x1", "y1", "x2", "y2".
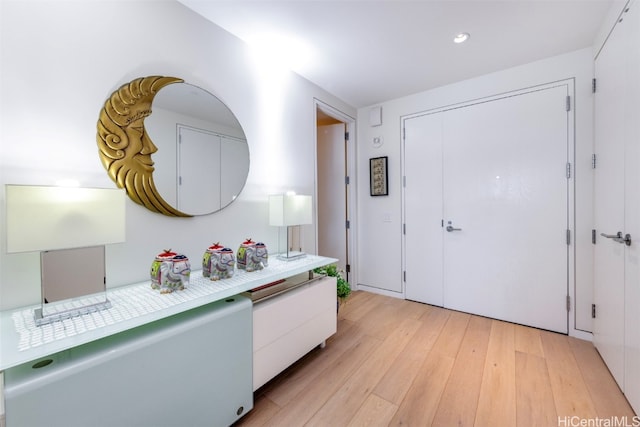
[
  {"x1": 403, "y1": 85, "x2": 570, "y2": 333},
  {"x1": 442, "y1": 86, "x2": 569, "y2": 334},
  {"x1": 178, "y1": 126, "x2": 221, "y2": 214},
  {"x1": 593, "y1": 8, "x2": 627, "y2": 389},
  {"x1": 220, "y1": 136, "x2": 249, "y2": 207},
  {"x1": 594, "y1": 0, "x2": 640, "y2": 410},
  {"x1": 623, "y1": 1, "x2": 640, "y2": 412}
]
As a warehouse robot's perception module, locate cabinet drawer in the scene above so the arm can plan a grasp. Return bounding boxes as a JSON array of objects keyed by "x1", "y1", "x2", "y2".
[
  {"x1": 252, "y1": 276, "x2": 336, "y2": 390},
  {"x1": 253, "y1": 308, "x2": 335, "y2": 390},
  {"x1": 253, "y1": 276, "x2": 335, "y2": 351}
]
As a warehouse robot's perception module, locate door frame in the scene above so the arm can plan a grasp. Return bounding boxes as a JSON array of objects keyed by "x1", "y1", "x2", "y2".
[
  {"x1": 314, "y1": 99, "x2": 358, "y2": 288},
  {"x1": 400, "y1": 80, "x2": 576, "y2": 333}
]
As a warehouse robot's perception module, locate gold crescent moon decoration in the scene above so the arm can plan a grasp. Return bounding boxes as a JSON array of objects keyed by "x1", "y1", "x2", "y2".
[{"x1": 96, "y1": 76, "x2": 192, "y2": 217}]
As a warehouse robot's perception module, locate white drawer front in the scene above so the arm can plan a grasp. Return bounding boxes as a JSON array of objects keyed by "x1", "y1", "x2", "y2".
[{"x1": 253, "y1": 277, "x2": 335, "y2": 350}]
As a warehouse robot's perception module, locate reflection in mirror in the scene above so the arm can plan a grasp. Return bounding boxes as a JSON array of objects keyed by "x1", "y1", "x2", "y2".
[
  {"x1": 97, "y1": 76, "x2": 250, "y2": 217},
  {"x1": 145, "y1": 82, "x2": 250, "y2": 215},
  {"x1": 37, "y1": 245, "x2": 110, "y2": 325}
]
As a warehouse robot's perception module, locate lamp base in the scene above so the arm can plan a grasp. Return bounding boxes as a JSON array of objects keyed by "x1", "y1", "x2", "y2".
[
  {"x1": 35, "y1": 299, "x2": 112, "y2": 326},
  {"x1": 277, "y1": 251, "x2": 307, "y2": 261}
]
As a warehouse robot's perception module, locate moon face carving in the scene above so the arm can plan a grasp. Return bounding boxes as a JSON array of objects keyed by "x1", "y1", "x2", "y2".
[
  {"x1": 97, "y1": 76, "x2": 192, "y2": 217},
  {"x1": 98, "y1": 76, "x2": 250, "y2": 217}
]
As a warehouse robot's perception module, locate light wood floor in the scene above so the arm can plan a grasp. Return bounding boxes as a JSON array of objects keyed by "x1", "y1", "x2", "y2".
[{"x1": 235, "y1": 291, "x2": 636, "y2": 427}]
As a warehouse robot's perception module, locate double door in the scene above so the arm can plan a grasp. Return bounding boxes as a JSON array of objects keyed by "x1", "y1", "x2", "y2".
[
  {"x1": 403, "y1": 84, "x2": 571, "y2": 333},
  {"x1": 177, "y1": 125, "x2": 248, "y2": 215}
]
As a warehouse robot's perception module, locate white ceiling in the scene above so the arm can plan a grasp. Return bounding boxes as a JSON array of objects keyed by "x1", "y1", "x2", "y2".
[{"x1": 178, "y1": 0, "x2": 619, "y2": 108}]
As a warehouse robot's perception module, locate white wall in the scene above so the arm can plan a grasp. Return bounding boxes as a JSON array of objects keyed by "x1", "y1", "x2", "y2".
[
  {"x1": 356, "y1": 48, "x2": 594, "y2": 336},
  {"x1": 0, "y1": 0, "x2": 355, "y2": 311}
]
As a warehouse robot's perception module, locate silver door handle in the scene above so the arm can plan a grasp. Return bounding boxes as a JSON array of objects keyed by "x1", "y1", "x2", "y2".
[
  {"x1": 446, "y1": 225, "x2": 462, "y2": 232},
  {"x1": 600, "y1": 232, "x2": 622, "y2": 239},
  {"x1": 600, "y1": 232, "x2": 632, "y2": 246}
]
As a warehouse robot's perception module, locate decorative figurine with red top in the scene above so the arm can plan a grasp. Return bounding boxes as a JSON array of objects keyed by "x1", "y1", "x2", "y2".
[
  {"x1": 203, "y1": 243, "x2": 235, "y2": 280},
  {"x1": 150, "y1": 249, "x2": 191, "y2": 293},
  {"x1": 237, "y1": 238, "x2": 268, "y2": 272},
  {"x1": 202, "y1": 242, "x2": 224, "y2": 278}
]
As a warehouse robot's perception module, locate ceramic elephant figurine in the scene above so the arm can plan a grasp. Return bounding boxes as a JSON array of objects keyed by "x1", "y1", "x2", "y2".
[
  {"x1": 202, "y1": 243, "x2": 224, "y2": 278},
  {"x1": 249, "y1": 242, "x2": 269, "y2": 271},
  {"x1": 210, "y1": 248, "x2": 235, "y2": 280},
  {"x1": 237, "y1": 239, "x2": 268, "y2": 272},
  {"x1": 150, "y1": 250, "x2": 190, "y2": 293}
]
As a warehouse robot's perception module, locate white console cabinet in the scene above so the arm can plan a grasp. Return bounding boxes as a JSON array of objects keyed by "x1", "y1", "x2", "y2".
[
  {"x1": 4, "y1": 297, "x2": 253, "y2": 427},
  {"x1": 0, "y1": 256, "x2": 338, "y2": 427},
  {"x1": 251, "y1": 274, "x2": 337, "y2": 390}
]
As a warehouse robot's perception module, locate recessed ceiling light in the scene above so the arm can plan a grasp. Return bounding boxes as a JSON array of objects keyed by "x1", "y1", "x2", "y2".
[{"x1": 453, "y1": 33, "x2": 470, "y2": 44}]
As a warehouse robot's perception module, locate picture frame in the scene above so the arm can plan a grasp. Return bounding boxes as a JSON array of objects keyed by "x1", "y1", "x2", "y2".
[{"x1": 369, "y1": 156, "x2": 389, "y2": 196}]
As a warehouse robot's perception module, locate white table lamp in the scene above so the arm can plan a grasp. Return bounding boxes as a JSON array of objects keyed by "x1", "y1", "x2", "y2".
[
  {"x1": 269, "y1": 194, "x2": 312, "y2": 260},
  {"x1": 5, "y1": 184, "x2": 126, "y2": 325}
]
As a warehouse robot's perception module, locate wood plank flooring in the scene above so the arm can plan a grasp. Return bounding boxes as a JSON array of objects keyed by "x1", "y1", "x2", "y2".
[{"x1": 235, "y1": 291, "x2": 636, "y2": 427}]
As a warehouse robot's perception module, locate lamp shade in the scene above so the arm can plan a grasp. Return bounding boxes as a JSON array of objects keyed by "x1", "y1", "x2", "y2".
[
  {"x1": 268, "y1": 194, "x2": 312, "y2": 226},
  {"x1": 6, "y1": 185, "x2": 126, "y2": 253}
]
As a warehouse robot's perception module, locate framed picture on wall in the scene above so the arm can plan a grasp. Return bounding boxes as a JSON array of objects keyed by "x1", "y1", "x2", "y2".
[{"x1": 370, "y1": 156, "x2": 388, "y2": 196}]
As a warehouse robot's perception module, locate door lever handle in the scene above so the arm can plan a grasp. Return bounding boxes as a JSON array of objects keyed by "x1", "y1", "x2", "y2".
[
  {"x1": 600, "y1": 231, "x2": 622, "y2": 239},
  {"x1": 600, "y1": 232, "x2": 632, "y2": 246},
  {"x1": 446, "y1": 225, "x2": 462, "y2": 232}
]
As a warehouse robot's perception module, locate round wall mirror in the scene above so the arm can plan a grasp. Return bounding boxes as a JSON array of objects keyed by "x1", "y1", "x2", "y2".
[{"x1": 97, "y1": 76, "x2": 250, "y2": 217}]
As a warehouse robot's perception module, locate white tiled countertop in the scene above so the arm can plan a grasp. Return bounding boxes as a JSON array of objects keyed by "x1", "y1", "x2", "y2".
[{"x1": 0, "y1": 255, "x2": 337, "y2": 371}]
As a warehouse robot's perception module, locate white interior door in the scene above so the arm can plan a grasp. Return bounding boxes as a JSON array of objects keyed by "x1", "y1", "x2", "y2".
[
  {"x1": 220, "y1": 136, "x2": 250, "y2": 206},
  {"x1": 178, "y1": 126, "x2": 221, "y2": 214},
  {"x1": 442, "y1": 86, "x2": 569, "y2": 333},
  {"x1": 404, "y1": 84, "x2": 570, "y2": 333},
  {"x1": 404, "y1": 113, "x2": 443, "y2": 305},
  {"x1": 593, "y1": 1, "x2": 640, "y2": 407},
  {"x1": 623, "y1": 0, "x2": 640, "y2": 411},
  {"x1": 317, "y1": 123, "x2": 348, "y2": 273},
  {"x1": 593, "y1": 13, "x2": 627, "y2": 388}
]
